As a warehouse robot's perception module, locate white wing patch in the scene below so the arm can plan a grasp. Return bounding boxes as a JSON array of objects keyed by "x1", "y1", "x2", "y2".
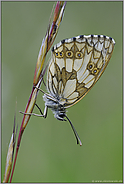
[
  {"x1": 65, "y1": 42, "x2": 73, "y2": 50},
  {"x1": 66, "y1": 58, "x2": 73, "y2": 72},
  {"x1": 84, "y1": 75, "x2": 95, "y2": 88},
  {"x1": 56, "y1": 58, "x2": 65, "y2": 70},
  {"x1": 77, "y1": 69, "x2": 89, "y2": 83},
  {"x1": 73, "y1": 58, "x2": 83, "y2": 71},
  {"x1": 49, "y1": 61, "x2": 55, "y2": 76},
  {"x1": 63, "y1": 79, "x2": 76, "y2": 98},
  {"x1": 67, "y1": 92, "x2": 79, "y2": 99},
  {"x1": 75, "y1": 42, "x2": 85, "y2": 51}
]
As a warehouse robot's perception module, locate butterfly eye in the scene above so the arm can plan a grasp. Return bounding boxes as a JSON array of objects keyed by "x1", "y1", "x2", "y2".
[
  {"x1": 66, "y1": 51, "x2": 73, "y2": 57},
  {"x1": 75, "y1": 51, "x2": 83, "y2": 59}
]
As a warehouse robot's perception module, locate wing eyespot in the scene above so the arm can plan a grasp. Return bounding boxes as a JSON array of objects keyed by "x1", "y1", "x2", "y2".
[
  {"x1": 87, "y1": 62, "x2": 94, "y2": 71},
  {"x1": 75, "y1": 51, "x2": 83, "y2": 59},
  {"x1": 92, "y1": 68, "x2": 99, "y2": 75},
  {"x1": 55, "y1": 51, "x2": 64, "y2": 58},
  {"x1": 66, "y1": 51, "x2": 73, "y2": 58}
]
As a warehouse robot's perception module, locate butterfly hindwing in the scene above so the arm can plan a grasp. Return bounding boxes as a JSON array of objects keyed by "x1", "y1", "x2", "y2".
[{"x1": 47, "y1": 35, "x2": 115, "y2": 108}]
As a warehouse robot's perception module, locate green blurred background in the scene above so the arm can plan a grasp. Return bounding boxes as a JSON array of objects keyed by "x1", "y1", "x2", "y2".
[{"x1": 1, "y1": 1, "x2": 122, "y2": 183}]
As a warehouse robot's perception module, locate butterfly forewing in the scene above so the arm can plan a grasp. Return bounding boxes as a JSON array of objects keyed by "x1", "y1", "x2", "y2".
[{"x1": 47, "y1": 35, "x2": 115, "y2": 108}]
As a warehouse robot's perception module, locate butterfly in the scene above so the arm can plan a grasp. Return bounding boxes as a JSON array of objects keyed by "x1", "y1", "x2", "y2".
[{"x1": 21, "y1": 34, "x2": 115, "y2": 146}]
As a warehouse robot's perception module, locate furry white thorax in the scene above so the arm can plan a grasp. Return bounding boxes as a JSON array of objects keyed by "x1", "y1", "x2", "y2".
[{"x1": 43, "y1": 94, "x2": 66, "y2": 121}]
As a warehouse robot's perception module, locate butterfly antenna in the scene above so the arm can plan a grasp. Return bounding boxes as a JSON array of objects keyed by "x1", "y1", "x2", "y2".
[{"x1": 65, "y1": 115, "x2": 82, "y2": 146}]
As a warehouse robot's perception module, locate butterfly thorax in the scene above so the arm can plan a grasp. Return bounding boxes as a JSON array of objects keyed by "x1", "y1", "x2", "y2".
[{"x1": 43, "y1": 94, "x2": 66, "y2": 121}]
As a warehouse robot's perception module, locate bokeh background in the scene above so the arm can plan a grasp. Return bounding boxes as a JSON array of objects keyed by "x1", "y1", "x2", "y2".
[{"x1": 2, "y1": 1, "x2": 122, "y2": 183}]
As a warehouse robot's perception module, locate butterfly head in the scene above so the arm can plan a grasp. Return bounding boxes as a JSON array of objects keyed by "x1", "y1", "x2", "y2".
[{"x1": 43, "y1": 94, "x2": 66, "y2": 121}]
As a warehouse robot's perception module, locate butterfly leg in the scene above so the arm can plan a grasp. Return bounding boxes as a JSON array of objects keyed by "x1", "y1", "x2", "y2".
[
  {"x1": 19, "y1": 104, "x2": 48, "y2": 118},
  {"x1": 35, "y1": 103, "x2": 48, "y2": 118},
  {"x1": 35, "y1": 103, "x2": 44, "y2": 115},
  {"x1": 42, "y1": 78, "x2": 46, "y2": 87}
]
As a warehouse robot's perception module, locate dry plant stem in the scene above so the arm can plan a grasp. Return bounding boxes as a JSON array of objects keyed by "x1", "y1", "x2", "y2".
[
  {"x1": 9, "y1": 65, "x2": 47, "y2": 183},
  {"x1": 9, "y1": 2, "x2": 66, "y2": 182},
  {"x1": 9, "y1": 87, "x2": 38, "y2": 183},
  {"x1": 3, "y1": 102, "x2": 18, "y2": 183}
]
